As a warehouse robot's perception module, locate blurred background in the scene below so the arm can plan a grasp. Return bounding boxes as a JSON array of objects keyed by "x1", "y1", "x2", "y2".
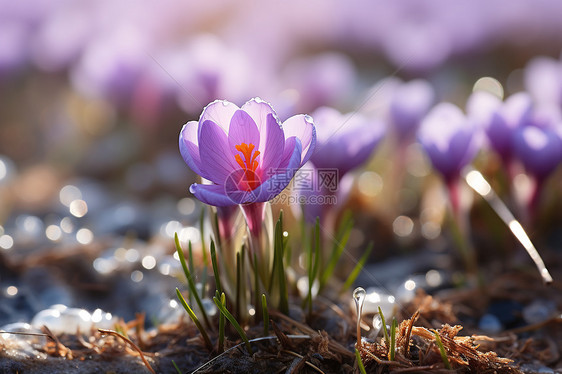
[{"x1": 1, "y1": 0, "x2": 562, "y2": 328}]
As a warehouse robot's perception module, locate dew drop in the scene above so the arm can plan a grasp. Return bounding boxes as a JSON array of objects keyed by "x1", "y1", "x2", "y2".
[{"x1": 353, "y1": 287, "x2": 366, "y2": 347}]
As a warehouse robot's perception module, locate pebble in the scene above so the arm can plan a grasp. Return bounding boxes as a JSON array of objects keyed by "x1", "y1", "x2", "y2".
[
  {"x1": 478, "y1": 313, "x2": 503, "y2": 334},
  {"x1": 522, "y1": 299, "x2": 556, "y2": 325}
]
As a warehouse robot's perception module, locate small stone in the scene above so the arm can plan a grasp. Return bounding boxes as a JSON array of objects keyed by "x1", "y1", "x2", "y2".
[
  {"x1": 522, "y1": 299, "x2": 556, "y2": 325},
  {"x1": 478, "y1": 313, "x2": 503, "y2": 334}
]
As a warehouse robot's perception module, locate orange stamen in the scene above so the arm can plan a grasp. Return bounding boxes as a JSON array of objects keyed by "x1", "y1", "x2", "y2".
[
  {"x1": 234, "y1": 142, "x2": 261, "y2": 191},
  {"x1": 235, "y1": 143, "x2": 260, "y2": 172}
]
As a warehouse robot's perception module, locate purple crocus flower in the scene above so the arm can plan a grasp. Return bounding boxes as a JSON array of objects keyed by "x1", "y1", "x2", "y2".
[
  {"x1": 179, "y1": 98, "x2": 316, "y2": 207},
  {"x1": 513, "y1": 124, "x2": 562, "y2": 182},
  {"x1": 418, "y1": 102, "x2": 481, "y2": 217},
  {"x1": 310, "y1": 106, "x2": 386, "y2": 177},
  {"x1": 418, "y1": 102, "x2": 479, "y2": 184},
  {"x1": 389, "y1": 79, "x2": 435, "y2": 142},
  {"x1": 524, "y1": 55, "x2": 562, "y2": 107},
  {"x1": 294, "y1": 107, "x2": 384, "y2": 224},
  {"x1": 485, "y1": 92, "x2": 533, "y2": 164}
]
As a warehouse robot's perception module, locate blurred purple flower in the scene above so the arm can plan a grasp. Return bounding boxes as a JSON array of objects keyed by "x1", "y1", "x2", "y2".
[
  {"x1": 179, "y1": 98, "x2": 316, "y2": 207},
  {"x1": 294, "y1": 107, "x2": 384, "y2": 223},
  {"x1": 418, "y1": 102, "x2": 479, "y2": 184},
  {"x1": 295, "y1": 161, "x2": 355, "y2": 224},
  {"x1": 480, "y1": 92, "x2": 533, "y2": 164},
  {"x1": 513, "y1": 122, "x2": 562, "y2": 182},
  {"x1": 0, "y1": 21, "x2": 30, "y2": 77},
  {"x1": 70, "y1": 25, "x2": 149, "y2": 104},
  {"x1": 157, "y1": 35, "x2": 253, "y2": 115},
  {"x1": 524, "y1": 55, "x2": 562, "y2": 107},
  {"x1": 282, "y1": 52, "x2": 356, "y2": 112},
  {"x1": 389, "y1": 79, "x2": 435, "y2": 142},
  {"x1": 310, "y1": 106, "x2": 385, "y2": 176}
]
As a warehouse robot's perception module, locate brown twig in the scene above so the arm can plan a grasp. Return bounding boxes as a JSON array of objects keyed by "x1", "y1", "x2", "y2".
[
  {"x1": 98, "y1": 328, "x2": 156, "y2": 374},
  {"x1": 281, "y1": 349, "x2": 326, "y2": 374},
  {"x1": 41, "y1": 326, "x2": 72, "y2": 359},
  {"x1": 270, "y1": 310, "x2": 354, "y2": 359}
]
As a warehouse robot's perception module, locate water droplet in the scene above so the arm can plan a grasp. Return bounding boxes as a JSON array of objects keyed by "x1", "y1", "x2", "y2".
[
  {"x1": 221, "y1": 101, "x2": 230, "y2": 107},
  {"x1": 353, "y1": 287, "x2": 366, "y2": 346}
]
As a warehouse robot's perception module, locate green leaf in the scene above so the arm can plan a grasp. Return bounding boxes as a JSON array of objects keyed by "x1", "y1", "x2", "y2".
[
  {"x1": 175, "y1": 288, "x2": 212, "y2": 350},
  {"x1": 274, "y1": 211, "x2": 288, "y2": 314},
  {"x1": 390, "y1": 317, "x2": 397, "y2": 361},
  {"x1": 217, "y1": 291, "x2": 226, "y2": 354},
  {"x1": 213, "y1": 293, "x2": 253, "y2": 355},
  {"x1": 434, "y1": 330, "x2": 451, "y2": 369},
  {"x1": 261, "y1": 294, "x2": 269, "y2": 336},
  {"x1": 355, "y1": 348, "x2": 367, "y2": 374},
  {"x1": 210, "y1": 240, "x2": 222, "y2": 296},
  {"x1": 378, "y1": 306, "x2": 390, "y2": 344},
  {"x1": 174, "y1": 233, "x2": 211, "y2": 330}
]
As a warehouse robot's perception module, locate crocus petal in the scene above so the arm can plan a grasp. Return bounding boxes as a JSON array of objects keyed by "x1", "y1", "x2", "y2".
[
  {"x1": 228, "y1": 110, "x2": 260, "y2": 155},
  {"x1": 199, "y1": 120, "x2": 238, "y2": 184},
  {"x1": 389, "y1": 79, "x2": 435, "y2": 139},
  {"x1": 279, "y1": 136, "x2": 298, "y2": 170},
  {"x1": 345, "y1": 121, "x2": 385, "y2": 173},
  {"x1": 199, "y1": 99, "x2": 239, "y2": 134},
  {"x1": 189, "y1": 183, "x2": 237, "y2": 207},
  {"x1": 241, "y1": 97, "x2": 276, "y2": 134},
  {"x1": 418, "y1": 102, "x2": 477, "y2": 182},
  {"x1": 179, "y1": 120, "x2": 203, "y2": 175},
  {"x1": 259, "y1": 113, "x2": 285, "y2": 176},
  {"x1": 513, "y1": 126, "x2": 562, "y2": 179},
  {"x1": 524, "y1": 56, "x2": 562, "y2": 105},
  {"x1": 251, "y1": 138, "x2": 303, "y2": 202},
  {"x1": 282, "y1": 114, "x2": 316, "y2": 165}
]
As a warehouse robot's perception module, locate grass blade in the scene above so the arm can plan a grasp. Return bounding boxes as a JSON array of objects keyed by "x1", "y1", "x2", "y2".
[
  {"x1": 199, "y1": 207, "x2": 208, "y2": 266},
  {"x1": 172, "y1": 360, "x2": 182, "y2": 374},
  {"x1": 174, "y1": 234, "x2": 211, "y2": 329},
  {"x1": 355, "y1": 348, "x2": 367, "y2": 374},
  {"x1": 341, "y1": 242, "x2": 373, "y2": 292},
  {"x1": 217, "y1": 291, "x2": 226, "y2": 354},
  {"x1": 253, "y1": 252, "x2": 260, "y2": 322},
  {"x1": 175, "y1": 288, "x2": 212, "y2": 351},
  {"x1": 434, "y1": 329, "x2": 451, "y2": 369},
  {"x1": 389, "y1": 317, "x2": 397, "y2": 361},
  {"x1": 213, "y1": 293, "x2": 253, "y2": 355},
  {"x1": 378, "y1": 306, "x2": 390, "y2": 344},
  {"x1": 261, "y1": 294, "x2": 269, "y2": 336},
  {"x1": 274, "y1": 211, "x2": 289, "y2": 314},
  {"x1": 210, "y1": 240, "x2": 222, "y2": 296},
  {"x1": 235, "y1": 250, "x2": 242, "y2": 320}
]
